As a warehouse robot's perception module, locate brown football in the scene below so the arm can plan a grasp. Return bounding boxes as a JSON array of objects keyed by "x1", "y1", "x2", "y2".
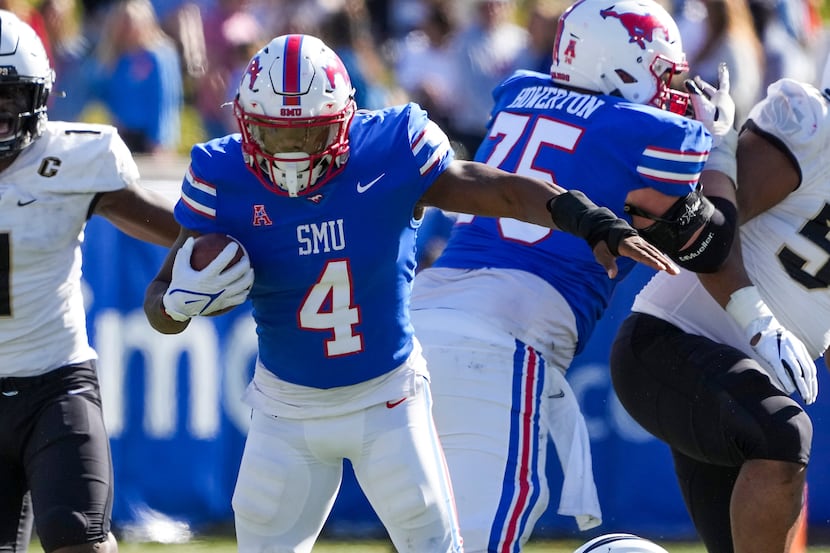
[{"x1": 190, "y1": 233, "x2": 244, "y2": 271}]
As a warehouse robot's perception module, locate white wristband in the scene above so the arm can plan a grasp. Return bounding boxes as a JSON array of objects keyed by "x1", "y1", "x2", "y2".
[
  {"x1": 725, "y1": 285, "x2": 773, "y2": 330},
  {"x1": 703, "y1": 127, "x2": 738, "y2": 187}
]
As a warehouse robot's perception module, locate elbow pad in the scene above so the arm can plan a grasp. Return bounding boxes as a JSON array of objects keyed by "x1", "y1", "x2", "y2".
[{"x1": 627, "y1": 192, "x2": 736, "y2": 273}]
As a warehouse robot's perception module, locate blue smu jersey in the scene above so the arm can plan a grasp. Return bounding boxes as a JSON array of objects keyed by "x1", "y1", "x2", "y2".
[
  {"x1": 174, "y1": 103, "x2": 454, "y2": 388},
  {"x1": 434, "y1": 70, "x2": 711, "y2": 350}
]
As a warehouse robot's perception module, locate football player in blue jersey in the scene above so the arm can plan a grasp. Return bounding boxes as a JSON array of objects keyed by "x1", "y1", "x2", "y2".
[
  {"x1": 142, "y1": 33, "x2": 676, "y2": 553},
  {"x1": 409, "y1": 0, "x2": 813, "y2": 551}
]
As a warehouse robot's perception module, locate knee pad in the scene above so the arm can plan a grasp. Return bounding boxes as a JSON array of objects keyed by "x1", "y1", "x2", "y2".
[
  {"x1": 718, "y1": 357, "x2": 812, "y2": 465},
  {"x1": 232, "y1": 450, "x2": 290, "y2": 528},
  {"x1": 757, "y1": 400, "x2": 813, "y2": 464}
]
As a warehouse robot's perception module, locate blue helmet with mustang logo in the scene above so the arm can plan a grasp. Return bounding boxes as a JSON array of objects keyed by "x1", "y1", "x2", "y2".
[{"x1": 234, "y1": 34, "x2": 357, "y2": 197}]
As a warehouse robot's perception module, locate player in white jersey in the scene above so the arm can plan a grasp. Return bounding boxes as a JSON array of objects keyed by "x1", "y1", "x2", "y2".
[
  {"x1": 0, "y1": 11, "x2": 179, "y2": 553},
  {"x1": 142, "y1": 33, "x2": 677, "y2": 553},
  {"x1": 610, "y1": 77, "x2": 828, "y2": 553}
]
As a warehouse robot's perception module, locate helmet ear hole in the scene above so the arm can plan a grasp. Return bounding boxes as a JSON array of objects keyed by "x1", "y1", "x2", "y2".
[{"x1": 616, "y1": 69, "x2": 637, "y2": 84}]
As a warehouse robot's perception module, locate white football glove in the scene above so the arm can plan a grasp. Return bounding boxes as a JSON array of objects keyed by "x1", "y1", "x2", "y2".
[
  {"x1": 162, "y1": 236, "x2": 255, "y2": 322},
  {"x1": 727, "y1": 286, "x2": 818, "y2": 405},
  {"x1": 686, "y1": 63, "x2": 738, "y2": 184}
]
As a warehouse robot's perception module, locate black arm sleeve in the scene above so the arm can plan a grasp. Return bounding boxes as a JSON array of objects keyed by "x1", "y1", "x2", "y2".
[
  {"x1": 547, "y1": 190, "x2": 638, "y2": 256},
  {"x1": 627, "y1": 192, "x2": 737, "y2": 273}
]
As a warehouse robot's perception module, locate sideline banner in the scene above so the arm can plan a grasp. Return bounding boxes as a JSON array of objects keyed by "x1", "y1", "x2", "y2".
[{"x1": 81, "y1": 189, "x2": 830, "y2": 540}]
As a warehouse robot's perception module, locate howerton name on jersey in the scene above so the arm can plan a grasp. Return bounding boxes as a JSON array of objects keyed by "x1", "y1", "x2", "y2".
[{"x1": 506, "y1": 86, "x2": 606, "y2": 119}]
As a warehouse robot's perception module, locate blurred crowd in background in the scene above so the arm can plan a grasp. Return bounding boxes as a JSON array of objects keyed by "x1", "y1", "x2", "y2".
[
  {"x1": 6, "y1": 0, "x2": 828, "y2": 159},
  {"x1": 4, "y1": 0, "x2": 824, "y2": 268}
]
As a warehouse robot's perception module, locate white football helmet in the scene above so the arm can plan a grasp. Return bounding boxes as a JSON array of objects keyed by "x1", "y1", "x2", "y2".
[
  {"x1": 574, "y1": 533, "x2": 671, "y2": 553},
  {"x1": 0, "y1": 9, "x2": 54, "y2": 158},
  {"x1": 234, "y1": 34, "x2": 356, "y2": 197},
  {"x1": 551, "y1": 0, "x2": 689, "y2": 113}
]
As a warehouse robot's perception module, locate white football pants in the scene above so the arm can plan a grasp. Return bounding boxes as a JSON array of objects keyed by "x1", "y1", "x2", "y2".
[
  {"x1": 412, "y1": 310, "x2": 553, "y2": 553},
  {"x1": 232, "y1": 375, "x2": 463, "y2": 553}
]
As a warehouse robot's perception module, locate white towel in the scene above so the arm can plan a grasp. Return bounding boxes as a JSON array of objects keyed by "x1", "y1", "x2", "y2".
[{"x1": 544, "y1": 367, "x2": 602, "y2": 531}]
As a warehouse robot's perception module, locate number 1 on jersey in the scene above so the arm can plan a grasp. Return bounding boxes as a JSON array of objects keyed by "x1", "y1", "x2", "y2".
[{"x1": 299, "y1": 259, "x2": 363, "y2": 356}]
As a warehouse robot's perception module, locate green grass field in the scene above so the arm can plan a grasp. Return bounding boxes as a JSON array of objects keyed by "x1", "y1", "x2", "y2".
[
  {"x1": 27, "y1": 536, "x2": 830, "y2": 552},
  {"x1": 101, "y1": 540, "x2": 830, "y2": 552},
  {"x1": 25, "y1": 537, "x2": 672, "y2": 552},
  {"x1": 113, "y1": 538, "x2": 643, "y2": 552}
]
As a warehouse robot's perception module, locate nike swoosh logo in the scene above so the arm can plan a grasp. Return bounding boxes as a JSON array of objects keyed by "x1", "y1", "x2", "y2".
[
  {"x1": 548, "y1": 390, "x2": 565, "y2": 399},
  {"x1": 386, "y1": 397, "x2": 406, "y2": 409},
  {"x1": 356, "y1": 173, "x2": 385, "y2": 193},
  {"x1": 776, "y1": 332, "x2": 798, "y2": 382},
  {"x1": 17, "y1": 199, "x2": 36, "y2": 206},
  {"x1": 67, "y1": 386, "x2": 93, "y2": 395}
]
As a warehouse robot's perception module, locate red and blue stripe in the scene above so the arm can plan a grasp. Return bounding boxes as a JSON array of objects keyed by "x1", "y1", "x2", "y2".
[
  {"x1": 489, "y1": 340, "x2": 546, "y2": 552},
  {"x1": 281, "y1": 34, "x2": 303, "y2": 106}
]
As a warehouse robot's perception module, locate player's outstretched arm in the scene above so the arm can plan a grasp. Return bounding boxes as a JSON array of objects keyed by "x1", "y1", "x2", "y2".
[
  {"x1": 421, "y1": 160, "x2": 679, "y2": 276},
  {"x1": 94, "y1": 181, "x2": 180, "y2": 247},
  {"x1": 694, "y1": 191, "x2": 818, "y2": 404},
  {"x1": 594, "y1": 235, "x2": 681, "y2": 279},
  {"x1": 697, "y1": 85, "x2": 817, "y2": 404}
]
